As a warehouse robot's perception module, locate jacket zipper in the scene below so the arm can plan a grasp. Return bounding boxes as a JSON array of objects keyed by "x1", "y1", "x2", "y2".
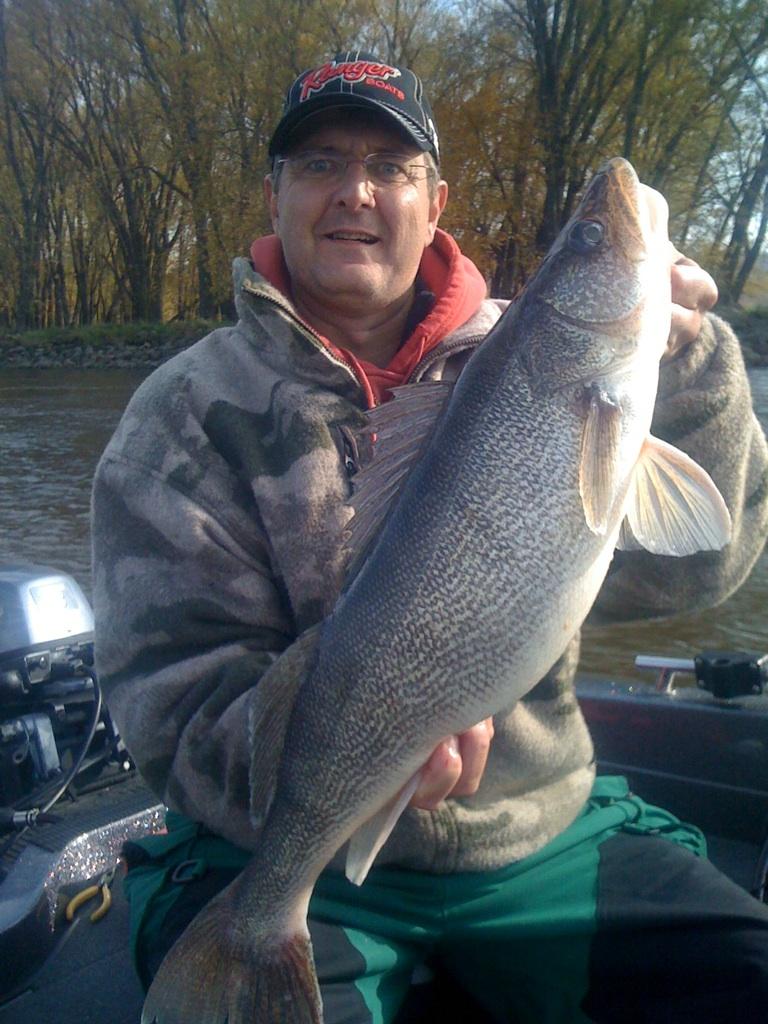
[{"x1": 241, "y1": 278, "x2": 362, "y2": 387}]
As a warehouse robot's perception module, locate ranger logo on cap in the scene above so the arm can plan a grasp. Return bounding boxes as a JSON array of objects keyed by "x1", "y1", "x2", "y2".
[{"x1": 299, "y1": 61, "x2": 404, "y2": 103}]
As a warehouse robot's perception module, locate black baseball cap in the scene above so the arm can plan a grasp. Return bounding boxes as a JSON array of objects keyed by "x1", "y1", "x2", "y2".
[{"x1": 268, "y1": 50, "x2": 440, "y2": 162}]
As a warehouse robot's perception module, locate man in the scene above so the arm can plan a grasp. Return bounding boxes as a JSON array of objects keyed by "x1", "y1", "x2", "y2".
[{"x1": 93, "y1": 51, "x2": 768, "y2": 1023}]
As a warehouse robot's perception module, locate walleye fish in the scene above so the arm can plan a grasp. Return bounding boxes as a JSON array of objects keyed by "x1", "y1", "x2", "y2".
[{"x1": 141, "y1": 158, "x2": 731, "y2": 1024}]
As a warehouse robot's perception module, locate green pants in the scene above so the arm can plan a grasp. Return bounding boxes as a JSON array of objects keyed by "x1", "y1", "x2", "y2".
[{"x1": 123, "y1": 777, "x2": 768, "y2": 1022}]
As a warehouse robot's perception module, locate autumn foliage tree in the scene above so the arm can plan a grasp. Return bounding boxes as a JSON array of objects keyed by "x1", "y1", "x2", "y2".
[{"x1": 0, "y1": 0, "x2": 766, "y2": 329}]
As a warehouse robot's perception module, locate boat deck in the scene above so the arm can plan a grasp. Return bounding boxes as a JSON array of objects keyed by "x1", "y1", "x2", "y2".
[{"x1": 0, "y1": 880, "x2": 142, "y2": 1024}]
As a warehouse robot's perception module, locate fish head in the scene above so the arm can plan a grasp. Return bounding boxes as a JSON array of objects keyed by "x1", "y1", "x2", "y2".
[
  {"x1": 513, "y1": 159, "x2": 730, "y2": 556},
  {"x1": 519, "y1": 157, "x2": 673, "y2": 391}
]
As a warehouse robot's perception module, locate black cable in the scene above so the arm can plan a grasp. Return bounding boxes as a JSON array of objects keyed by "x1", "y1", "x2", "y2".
[
  {"x1": 753, "y1": 829, "x2": 768, "y2": 903},
  {"x1": 0, "y1": 672, "x2": 103, "y2": 839},
  {"x1": 38, "y1": 670, "x2": 103, "y2": 815}
]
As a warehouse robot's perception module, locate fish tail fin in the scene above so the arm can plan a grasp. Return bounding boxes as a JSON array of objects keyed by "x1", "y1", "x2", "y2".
[
  {"x1": 141, "y1": 887, "x2": 323, "y2": 1024},
  {"x1": 250, "y1": 932, "x2": 323, "y2": 1023}
]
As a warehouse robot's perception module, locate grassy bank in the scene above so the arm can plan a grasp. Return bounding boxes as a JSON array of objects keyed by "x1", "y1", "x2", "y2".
[{"x1": 0, "y1": 319, "x2": 227, "y2": 350}]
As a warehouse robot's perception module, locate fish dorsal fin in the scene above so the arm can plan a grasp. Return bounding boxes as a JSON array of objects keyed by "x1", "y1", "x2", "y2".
[
  {"x1": 247, "y1": 624, "x2": 322, "y2": 830},
  {"x1": 345, "y1": 382, "x2": 453, "y2": 573},
  {"x1": 579, "y1": 385, "x2": 623, "y2": 535},
  {"x1": 345, "y1": 770, "x2": 422, "y2": 886},
  {"x1": 617, "y1": 436, "x2": 732, "y2": 555}
]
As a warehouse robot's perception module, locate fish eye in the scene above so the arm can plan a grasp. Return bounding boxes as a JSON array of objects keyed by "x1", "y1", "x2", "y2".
[{"x1": 569, "y1": 219, "x2": 605, "y2": 253}]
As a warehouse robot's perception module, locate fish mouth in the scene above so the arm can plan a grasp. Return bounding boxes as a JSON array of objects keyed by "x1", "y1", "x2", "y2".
[
  {"x1": 639, "y1": 183, "x2": 669, "y2": 238},
  {"x1": 581, "y1": 159, "x2": 668, "y2": 260}
]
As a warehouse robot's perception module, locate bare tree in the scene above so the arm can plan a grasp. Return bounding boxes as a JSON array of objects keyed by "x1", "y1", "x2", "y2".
[{"x1": 0, "y1": 0, "x2": 66, "y2": 328}]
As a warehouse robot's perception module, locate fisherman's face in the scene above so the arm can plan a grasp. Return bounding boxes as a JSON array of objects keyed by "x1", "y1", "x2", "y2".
[{"x1": 265, "y1": 112, "x2": 447, "y2": 320}]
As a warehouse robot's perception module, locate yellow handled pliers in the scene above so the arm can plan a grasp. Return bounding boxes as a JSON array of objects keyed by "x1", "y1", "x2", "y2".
[{"x1": 65, "y1": 865, "x2": 117, "y2": 923}]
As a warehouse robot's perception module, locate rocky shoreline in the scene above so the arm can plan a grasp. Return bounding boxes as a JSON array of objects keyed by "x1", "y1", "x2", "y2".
[
  {"x1": 0, "y1": 311, "x2": 766, "y2": 370},
  {"x1": 733, "y1": 333, "x2": 768, "y2": 368},
  {"x1": 0, "y1": 337, "x2": 194, "y2": 370},
  {"x1": 742, "y1": 346, "x2": 768, "y2": 369}
]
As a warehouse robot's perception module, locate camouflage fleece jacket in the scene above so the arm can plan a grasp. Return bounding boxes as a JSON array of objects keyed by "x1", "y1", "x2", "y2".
[{"x1": 92, "y1": 254, "x2": 768, "y2": 873}]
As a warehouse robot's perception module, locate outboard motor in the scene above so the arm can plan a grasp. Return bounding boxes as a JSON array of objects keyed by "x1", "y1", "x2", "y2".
[
  {"x1": 0, "y1": 565, "x2": 124, "y2": 826},
  {"x1": 0, "y1": 567, "x2": 159, "y2": 1004}
]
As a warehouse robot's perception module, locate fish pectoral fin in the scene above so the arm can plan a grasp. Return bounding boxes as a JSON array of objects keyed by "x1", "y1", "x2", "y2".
[
  {"x1": 345, "y1": 771, "x2": 422, "y2": 887},
  {"x1": 579, "y1": 385, "x2": 623, "y2": 534},
  {"x1": 618, "y1": 435, "x2": 732, "y2": 555}
]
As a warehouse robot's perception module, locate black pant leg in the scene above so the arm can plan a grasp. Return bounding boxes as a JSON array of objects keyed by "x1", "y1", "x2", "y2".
[{"x1": 583, "y1": 834, "x2": 768, "y2": 1023}]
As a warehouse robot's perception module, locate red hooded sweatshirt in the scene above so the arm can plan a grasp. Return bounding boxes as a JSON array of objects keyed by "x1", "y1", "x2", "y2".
[{"x1": 249, "y1": 228, "x2": 488, "y2": 407}]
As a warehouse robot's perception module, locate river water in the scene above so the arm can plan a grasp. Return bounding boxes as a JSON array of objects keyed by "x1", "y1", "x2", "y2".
[{"x1": 1, "y1": 365, "x2": 766, "y2": 684}]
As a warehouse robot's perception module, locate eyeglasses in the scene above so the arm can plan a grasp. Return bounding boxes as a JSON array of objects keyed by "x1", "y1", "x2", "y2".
[{"x1": 275, "y1": 150, "x2": 432, "y2": 189}]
